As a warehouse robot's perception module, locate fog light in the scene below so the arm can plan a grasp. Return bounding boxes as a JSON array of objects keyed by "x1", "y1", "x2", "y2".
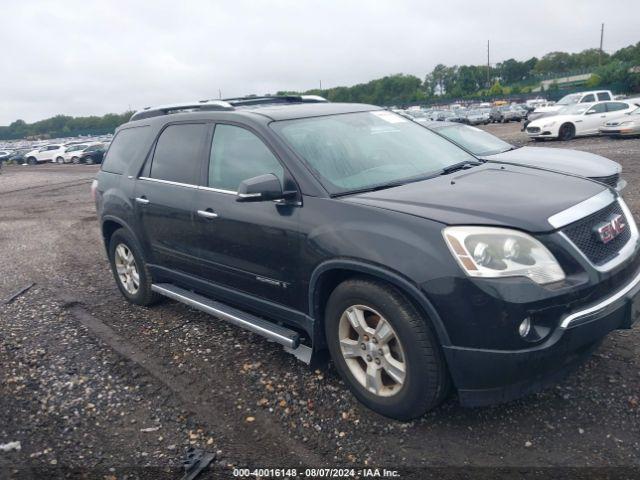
[{"x1": 518, "y1": 317, "x2": 531, "y2": 338}]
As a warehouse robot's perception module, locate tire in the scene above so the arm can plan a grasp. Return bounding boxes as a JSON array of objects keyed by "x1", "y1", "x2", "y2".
[
  {"x1": 559, "y1": 123, "x2": 576, "y2": 141},
  {"x1": 85, "y1": 156, "x2": 95, "y2": 165},
  {"x1": 108, "y1": 228, "x2": 161, "y2": 306},
  {"x1": 27, "y1": 157, "x2": 37, "y2": 165},
  {"x1": 325, "y1": 278, "x2": 450, "y2": 420},
  {"x1": 56, "y1": 156, "x2": 64, "y2": 164},
  {"x1": 71, "y1": 156, "x2": 79, "y2": 164}
]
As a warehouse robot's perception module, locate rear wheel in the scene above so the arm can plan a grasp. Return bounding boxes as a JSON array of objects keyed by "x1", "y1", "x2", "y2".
[
  {"x1": 559, "y1": 123, "x2": 576, "y2": 141},
  {"x1": 56, "y1": 156, "x2": 64, "y2": 164},
  {"x1": 27, "y1": 157, "x2": 37, "y2": 165},
  {"x1": 325, "y1": 278, "x2": 450, "y2": 420},
  {"x1": 108, "y1": 228, "x2": 160, "y2": 306},
  {"x1": 85, "y1": 156, "x2": 95, "y2": 165},
  {"x1": 71, "y1": 156, "x2": 79, "y2": 164}
]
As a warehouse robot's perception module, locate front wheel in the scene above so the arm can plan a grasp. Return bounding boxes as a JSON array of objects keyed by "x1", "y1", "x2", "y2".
[
  {"x1": 85, "y1": 156, "x2": 95, "y2": 165},
  {"x1": 559, "y1": 123, "x2": 576, "y2": 141},
  {"x1": 56, "y1": 156, "x2": 64, "y2": 164},
  {"x1": 325, "y1": 278, "x2": 450, "y2": 420},
  {"x1": 71, "y1": 156, "x2": 80, "y2": 164},
  {"x1": 27, "y1": 157, "x2": 37, "y2": 165}
]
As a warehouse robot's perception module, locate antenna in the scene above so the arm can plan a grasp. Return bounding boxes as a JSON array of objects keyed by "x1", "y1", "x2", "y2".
[
  {"x1": 599, "y1": 23, "x2": 605, "y2": 66},
  {"x1": 487, "y1": 40, "x2": 491, "y2": 88}
]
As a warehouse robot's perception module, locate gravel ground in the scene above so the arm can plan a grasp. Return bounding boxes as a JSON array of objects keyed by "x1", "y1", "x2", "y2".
[{"x1": 1, "y1": 125, "x2": 639, "y2": 479}]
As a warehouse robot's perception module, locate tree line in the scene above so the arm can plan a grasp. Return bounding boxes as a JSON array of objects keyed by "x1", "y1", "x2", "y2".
[
  {"x1": 0, "y1": 112, "x2": 133, "y2": 141},
  {"x1": 2, "y1": 42, "x2": 639, "y2": 140},
  {"x1": 284, "y1": 41, "x2": 640, "y2": 104}
]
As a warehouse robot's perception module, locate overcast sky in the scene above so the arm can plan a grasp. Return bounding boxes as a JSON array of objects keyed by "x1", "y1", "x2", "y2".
[{"x1": 1, "y1": 0, "x2": 638, "y2": 125}]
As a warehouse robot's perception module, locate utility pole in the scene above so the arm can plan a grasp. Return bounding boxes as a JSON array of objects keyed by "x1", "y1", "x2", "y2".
[
  {"x1": 487, "y1": 40, "x2": 490, "y2": 88},
  {"x1": 319, "y1": 80, "x2": 322, "y2": 91},
  {"x1": 599, "y1": 23, "x2": 605, "y2": 66}
]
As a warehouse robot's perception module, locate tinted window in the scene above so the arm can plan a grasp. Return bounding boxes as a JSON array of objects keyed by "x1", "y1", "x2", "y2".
[
  {"x1": 581, "y1": 94, "x2": 595, "y2": 103},
  {"x1": 586, "y1": 103, "x2": 606, "y2": 114},
  {"x1": 149, "y1": 124, "x2": 207, "y2": 184},
  {"x1": 208, "y1": 124, "x2": 284, "y2": 191},
  {"x1": 606, "y1": 102, "x2": 629, "y2": 112},
  {"x1": 597, "y1": 92, "x2": 611, "y2": 101},
  {"x1": 102, "y1": 126, "x2": 151, "y2": 175}
]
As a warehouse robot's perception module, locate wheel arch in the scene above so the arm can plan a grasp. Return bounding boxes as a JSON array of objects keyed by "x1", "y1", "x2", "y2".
[
  {"x1": 308, "y1": 259, "x2": 451, "y2": 351},
  {"x1": 101, "y1": 215, "x2": 137, "y2": 252}
]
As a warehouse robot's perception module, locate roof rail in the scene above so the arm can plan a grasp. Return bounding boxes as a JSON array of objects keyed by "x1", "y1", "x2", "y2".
[
  {"x1": 223, "y1": 95, "x2": 329, "y2": 107},
  {"x1": 129, "y1": 99, "x2": 234, "y2": 122}
]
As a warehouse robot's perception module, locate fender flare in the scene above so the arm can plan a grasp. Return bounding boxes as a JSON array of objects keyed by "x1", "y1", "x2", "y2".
[{"x1": 308, "y1": 259, "x2": 451, "y2": 348}]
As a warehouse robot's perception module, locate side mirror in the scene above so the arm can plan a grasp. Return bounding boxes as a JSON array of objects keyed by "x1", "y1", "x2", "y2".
[{"x1": 237, "y1": 173, "x2": 287, "y2": 203}]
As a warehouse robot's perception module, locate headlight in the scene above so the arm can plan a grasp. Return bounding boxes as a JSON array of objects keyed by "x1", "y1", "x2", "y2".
[
  {"x1": 442, "y1": 226, "x2": 565, "y2": 284},
  {"x1": 542, "y1": 121, "x2": 557, "y2": 128}
]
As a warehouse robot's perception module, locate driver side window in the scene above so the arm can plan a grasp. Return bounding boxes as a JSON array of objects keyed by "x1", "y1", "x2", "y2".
[
  {"x1": 586, "y1": 104, "x2": 606, "y2": 115},
  {"x1": 208, "y1": 124, "x2": 284, "y2": 192}
]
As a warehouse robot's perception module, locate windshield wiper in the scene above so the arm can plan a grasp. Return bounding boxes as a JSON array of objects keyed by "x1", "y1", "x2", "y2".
[{"x1": 441, "y1": 160, "x2": 483, "y2": 175}]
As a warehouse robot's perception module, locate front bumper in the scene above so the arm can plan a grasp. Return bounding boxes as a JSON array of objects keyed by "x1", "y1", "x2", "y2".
[{"x1": 443, "y1": 268, "x2": 640, "y2": 406}]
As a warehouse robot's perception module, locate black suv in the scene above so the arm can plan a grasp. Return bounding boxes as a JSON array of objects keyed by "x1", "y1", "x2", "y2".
[{"x1": 93, "y1": 96, "x2": 640, "y2": 420}]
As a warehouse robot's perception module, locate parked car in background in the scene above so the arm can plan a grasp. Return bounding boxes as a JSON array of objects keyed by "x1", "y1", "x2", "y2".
[
  {"x1": 62, "y1": 142, "x2": 105, "y2": 163},
  {"x1": 526, "y1": 100, "x2": 640, "y2": 141},
  {"x1": 423, "y1": 121, "x2": 625, "y2": 190},
  {"x1": 464, "y1": 109, "x2": 490, "y2": 125},
  {"x1": 7, "y1": 148, "x2": 32, "y2": 165},
  {"x1": 599, "y1": 107, "x2": 640, "y2": 137},
  {"x1": 526, "y1": 90, "x2": 615, "y2": 126},
  {"x1": 61, "y1": 143, "x2": 89, "y2": 163},
  {"x1": 447, "y1": 109, "x2": 469, "y2": 124},
  {"x1": 491, "y1": 105, "x2": 524, "y2": 123},
  {"x1": 79, "y1": 143, "x2": 106, "y2": 164},
  {"x1": 25, "y1": 144, "x2": 67, "y2": 164}
]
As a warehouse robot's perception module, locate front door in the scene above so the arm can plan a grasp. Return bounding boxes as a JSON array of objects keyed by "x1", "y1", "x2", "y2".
[
  {"x1": 581, "y1": 103, "x2": 608, "y2": 134},
  {"x1": 192, "y1": 123, "x2": 300, "y2": 308},
  {"x1": 135, "y1": 122, "x2": 209, "y2": 278}
]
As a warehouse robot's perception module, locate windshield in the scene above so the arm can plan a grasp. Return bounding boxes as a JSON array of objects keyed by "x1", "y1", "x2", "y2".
[
  {"x1": 436, "y1": 124, "x2": 512, "y2": 156},
  {"x1": 271, "y1": 111, "x2": 475, "y2": 194},
  {"x1": 556, "y1": 93, "x2": 581, "y2": 106}
]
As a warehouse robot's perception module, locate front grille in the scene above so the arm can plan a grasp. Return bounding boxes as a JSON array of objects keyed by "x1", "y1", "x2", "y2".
[
  {"x1": 562, "y1": 201, "x2": 631, "y2": 266},
  {"x1": 591, "y1": 173, "x2": 620, "y2": 188},
  {"x1": 527, "y1": 126, "x2": 541, "y2": 133}
]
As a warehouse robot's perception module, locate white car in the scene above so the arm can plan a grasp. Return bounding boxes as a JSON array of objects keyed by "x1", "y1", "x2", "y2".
[
  {"x1": 533, "y1": 90, "x2": 614, "y2": 115},
  {"x1": 24, "y1": 144, "x2": 67, "y2": 164},
  {"x1": 61, "y1": 142, "x2": 102, "y2": 164},
  {"x1": 525, "y1": 100, "x2": 640, "y2": 141}
]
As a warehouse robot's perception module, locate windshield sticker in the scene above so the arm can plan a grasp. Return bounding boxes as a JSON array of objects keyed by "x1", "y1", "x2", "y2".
[{"x1": 371, "y1": 111, "x2": 407, "y2": 124}]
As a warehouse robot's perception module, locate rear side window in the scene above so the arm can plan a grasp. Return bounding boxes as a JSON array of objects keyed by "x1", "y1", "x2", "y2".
[
  {"x1": 102, "y1": 126, "x2": 150, "y2": 175},
  {"x1": 208, "y1": 124, "x2": 284, "y2": 191},
  {"x1": 150, "y1": 123, "x2": 208, "y2": 185},
  {"x1": 597, "y1": 92, "x2": 611, "y2": 101},
  {"x1": 606, "y1": 102, "x2": 629, "y2": 112}
]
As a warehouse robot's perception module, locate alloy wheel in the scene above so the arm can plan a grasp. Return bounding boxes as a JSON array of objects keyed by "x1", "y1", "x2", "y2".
[
  {"x1": 338, "y1": 305, "x2": 406, "y2": 397},
  {"x1": 114, "y1": 243, "x2": 140, "y2": 294}
]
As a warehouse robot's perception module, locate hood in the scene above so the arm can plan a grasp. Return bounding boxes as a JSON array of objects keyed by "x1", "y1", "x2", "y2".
[
  {"x1": 481, "y1": 146, "x2": 620, "y2": 178},
  {"x1": 343, "y1": 163, "x2": 606, "y2": 233},
  {"x1": 534, "y1": 105, "x2": 562, "y2": 113}
]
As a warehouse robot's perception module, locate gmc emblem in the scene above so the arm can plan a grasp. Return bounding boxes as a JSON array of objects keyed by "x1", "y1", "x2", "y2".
[{"x1": 594, "y1": 214, "x2": 626, "y2": 244}]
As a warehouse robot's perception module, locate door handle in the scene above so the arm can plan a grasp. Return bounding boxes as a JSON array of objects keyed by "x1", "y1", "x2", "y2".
[
  {"x1": 135, "y1": 196, "x2": 150, "y2": 205},
  {"x1": 197, "y1": 209, "x2": 219, "y2": 219}
]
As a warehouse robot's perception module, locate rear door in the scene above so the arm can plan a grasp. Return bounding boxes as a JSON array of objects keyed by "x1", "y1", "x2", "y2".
[
  {"x1": 192, "y1": 123, "x2": 300, "y2": 307},
  {"x1": 134, "y1": 122, "x2": 209, "y2": 278}
]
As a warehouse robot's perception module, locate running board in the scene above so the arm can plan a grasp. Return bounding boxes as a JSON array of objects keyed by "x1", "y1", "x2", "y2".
[{"x1": 151, "y1": 283, "x2": 312, "y2": 363}]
